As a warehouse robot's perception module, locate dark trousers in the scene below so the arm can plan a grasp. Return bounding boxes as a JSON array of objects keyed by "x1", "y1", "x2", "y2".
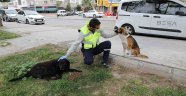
[{"x1": 82, "y1": 41, "x2": 111, "y2": 65}]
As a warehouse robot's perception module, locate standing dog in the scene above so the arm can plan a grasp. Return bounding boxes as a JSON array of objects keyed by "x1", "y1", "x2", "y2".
[{"x1": 118, "y1": 27, "x2": 148, "y2": 59}]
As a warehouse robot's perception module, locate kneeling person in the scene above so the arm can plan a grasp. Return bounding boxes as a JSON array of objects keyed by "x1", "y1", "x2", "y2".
[{"x1": 59, "y1": 18, "x2": 119, "y2": 68}]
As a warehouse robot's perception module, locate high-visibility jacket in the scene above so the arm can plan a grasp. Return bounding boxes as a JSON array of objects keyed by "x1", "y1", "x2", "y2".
[{"x1": 80, "y1": 25, "x2": 100, "y2": 49}]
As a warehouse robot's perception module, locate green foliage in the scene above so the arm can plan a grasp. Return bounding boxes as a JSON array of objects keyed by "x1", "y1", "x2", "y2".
[
  {"x1": 0, "y1": 41, "x2": 11, "y2": 47},
  {"x1": 82, "y1": 0, "x2": 93, "y2": 12},
  {"x1": 66, "y1": 2, "x2": 71, "y2": 11},
  {"x1": 82, "y1": 0, "x2": 92, "y2": 7},
  {"x1": 56, "y1": 1, "x2": 62, "y2": 8},
  {"x1": 0, "y1": 30, "x2": 20, "y2": 40},
  {"x1": 76, "y1": 5, "x2": 82, "y2": 11},
  {"x1": 4, "y1": 62, "x2": 35, "y2": 80}
]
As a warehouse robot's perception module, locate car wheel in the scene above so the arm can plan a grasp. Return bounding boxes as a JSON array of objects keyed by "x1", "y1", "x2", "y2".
[
  {"x1": 2, "y1": 17, "x2": 5, "y2": 21},
  {"x1": 93, "y1": 14, "x2": 96, "y2": 18},
  {"x1": 83, "y1": 14, "x2": 86, "y2": 18},
  {"x1": 25, "y1": 19, "x2": 29, "y2": 24},
  {"x1": 122, "y1": 24, "x2": 135, "y2": 35},
  {"x1": 5, "y1": 17, "x2": 9, "y2": 22},
  {"x1": 16, "y1": 19, "x2": 20, "y2": 23}
]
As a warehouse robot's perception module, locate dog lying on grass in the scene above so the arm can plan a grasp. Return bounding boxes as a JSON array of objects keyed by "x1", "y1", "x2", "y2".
[
  {"x1": 9, "y1": 59, "x2": 82, "y2": 81},
  {"x1": 118, "y1": 27, "x2": 148, "y2": 59}
]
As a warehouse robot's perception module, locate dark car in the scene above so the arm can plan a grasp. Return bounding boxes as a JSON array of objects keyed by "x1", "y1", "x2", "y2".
[{"x1": 66, "y1": 11, "x2": 77, "y2": 16}]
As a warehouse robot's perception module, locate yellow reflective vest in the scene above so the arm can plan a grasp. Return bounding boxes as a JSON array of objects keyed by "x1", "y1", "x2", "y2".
[{"x1": 80, "y1": 25, "x2": 101, "y2": 49}]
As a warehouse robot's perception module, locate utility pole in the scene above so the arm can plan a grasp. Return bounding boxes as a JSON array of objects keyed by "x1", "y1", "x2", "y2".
[
  {"x1": 34, "y1": 0, "x2": 36, "y2": 11},
  {"x1": 102, "y1": 0, "x2": 104, "y2": 12},
  {"x1": 110, "y1": 0, "x2": 112, "y2": 15}
]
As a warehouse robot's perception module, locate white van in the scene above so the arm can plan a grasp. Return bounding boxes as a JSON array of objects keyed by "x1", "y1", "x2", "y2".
[{"x1": 115, "y1": 0, "x2": 186, "y2": 38}]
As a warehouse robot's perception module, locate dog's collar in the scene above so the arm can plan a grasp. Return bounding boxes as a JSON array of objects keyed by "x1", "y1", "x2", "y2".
[{"x1": 126, "y1": 34, "x2": 130, "y2": 38}]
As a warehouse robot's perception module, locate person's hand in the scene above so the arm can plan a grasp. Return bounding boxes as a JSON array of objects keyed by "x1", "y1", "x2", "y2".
[
  {"x1": 114, "y1": 26, "x2": 119, "y2": 34},
  {"x1": 58, "y1": 56, "x2": 67, "y2": 61}
]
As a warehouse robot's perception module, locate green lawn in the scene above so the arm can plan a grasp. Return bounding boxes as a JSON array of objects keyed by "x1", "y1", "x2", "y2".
[
  {"x1": 0, "y1": 44, "x2": 185, "y2": 96},
  {"x1": 0, "y1": 44, "x2": 111, "y2": 96},
  {"x1": 0, "y1": 30, "x2": 20, "y2": 40},
  {"x1": 119, "y1": 78, "x2": 186, "y2": 96}
]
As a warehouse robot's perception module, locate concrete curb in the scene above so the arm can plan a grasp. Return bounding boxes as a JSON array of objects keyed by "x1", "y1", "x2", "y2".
[{"x1": 110, "y1": 53, "x2": 186, "y2": 84}]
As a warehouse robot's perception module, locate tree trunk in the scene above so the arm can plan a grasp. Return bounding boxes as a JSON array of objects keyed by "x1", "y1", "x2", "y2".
[{"x1": 0, "y1": 15, "x2": 3, "y2": 26}]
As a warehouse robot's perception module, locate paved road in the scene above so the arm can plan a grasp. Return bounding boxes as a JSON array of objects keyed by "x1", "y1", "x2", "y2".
[{"x1": 1, "y1": 15, "x2": 186, "y2": 70}]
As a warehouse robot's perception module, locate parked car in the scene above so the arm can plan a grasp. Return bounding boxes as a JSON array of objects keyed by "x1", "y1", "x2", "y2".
[
  {"x1": 115, "y1": 0, "x2": 186, "y2": 38},
  {"x1": 78, "y1": 11, "x2": 83, "y2": 16},
  {"x1": 83, "y1": 10, "x2": 104, "y2": 18},
  {"x1": 0, "y1": 9, "x2": 17, "y2": 22},
  {"x1": 57, "y1": 10, "x2": 67, "y2": 17},
  {"x1": 66, "y1": 11, "x2": 76, "y2": 16},
  {"x1": 16, "y1": 10, "x2": 45, "y2": 24}
]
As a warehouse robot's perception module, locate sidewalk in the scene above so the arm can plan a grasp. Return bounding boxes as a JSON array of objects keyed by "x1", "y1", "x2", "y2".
[{"x1": 0, "y1": 23, "x2": 79, "y2": 56}]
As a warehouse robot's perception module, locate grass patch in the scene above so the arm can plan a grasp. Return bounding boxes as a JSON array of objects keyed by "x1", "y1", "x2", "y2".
[
  {"x1": 119, "y1": 78, "x2": 186, "y2": 96},
  {"x1": 0, "y1": 41, "x2": 11, "y2": 47},
  {"x1": 0, "y1": 30, "x2": 20, "y2": 40},
  {"x1": 0, "y1": 44, "x2": 186, "y2": 96},
  {"x1": 0, "y1": 44, "x2": 112, "y2": 96}
]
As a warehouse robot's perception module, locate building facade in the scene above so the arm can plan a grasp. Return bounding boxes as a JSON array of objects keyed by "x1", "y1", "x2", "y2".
[
  {"x1": 58, "y1": 0, "x2": 81, "y2": 8},
  {"x1": 4, "y1": 0, "x2": 81, "y2": 13},
  {"x1": 96, "y1": 0, "x2": 120, "y2": 14}
]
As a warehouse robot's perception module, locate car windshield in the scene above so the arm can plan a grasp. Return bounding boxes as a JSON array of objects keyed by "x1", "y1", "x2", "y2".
[
  {"x1": 24, "y1": 11, "x2": 38, "y2": 15},
  {"x1": 5, "y1": 10, "x2": 17, "y2": 14}
]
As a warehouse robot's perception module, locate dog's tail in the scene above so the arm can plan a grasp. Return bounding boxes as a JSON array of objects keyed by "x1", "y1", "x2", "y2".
[
  {"x1": 137, "y1": 54, "x2": 148, "y2": 59},
  {"x1": 9, "y1": 72, "x2": 31, "y2": 82}
]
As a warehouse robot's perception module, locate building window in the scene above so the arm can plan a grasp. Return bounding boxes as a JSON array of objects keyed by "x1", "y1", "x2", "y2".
[
  {"x1": 50, "y1": 0, "x2": 54, "y2": 3},
  {"x1": 44, "y1": 0, "x2": 48, "y2": 4},
  {"x1": 18, "y1": 0, "x2": 21, "y2": 5}
]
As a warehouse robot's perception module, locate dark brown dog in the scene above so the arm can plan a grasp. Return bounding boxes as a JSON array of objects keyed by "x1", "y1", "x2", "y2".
[
  {"x1": 9, "y1": 59, "x2": 82, "y2": 81},
  {"x1": 118, "y1": 27, "x2": 148, "y2": 59}
]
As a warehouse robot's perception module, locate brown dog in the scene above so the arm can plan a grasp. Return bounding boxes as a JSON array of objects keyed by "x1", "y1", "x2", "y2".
[{"x1": 118, "y1": 27, "x2": 148, "y2": 59}]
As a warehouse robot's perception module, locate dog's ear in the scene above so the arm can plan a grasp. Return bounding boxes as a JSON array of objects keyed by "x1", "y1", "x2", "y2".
[
  {"x1": 118, "y1": 27, "x2": 125, "y2": 33},
  {"x1": 58, "y1": 59, "x2": 70, "y2": 70},
  {"x1": 120, "y1": 27, "x2": 128, "y2": 35}
]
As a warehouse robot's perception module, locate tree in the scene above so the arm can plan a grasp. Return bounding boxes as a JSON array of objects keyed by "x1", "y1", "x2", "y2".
[
  {"x1": 56, "y1": 1, "x2": 62, "y2": 8},
  {"x1": 76, "y1": 5, "x2": 82, "y2": 11},
  {"x1": 0, "y1": 15, "x2": 3, "y2": 26},
  {"x1": 66, "y1": 2, "x2": 71, "y2": 11},
  {"x1": 82, "y1": 0, "x2": 92, "y2": 7},
  {"x1": 82, "y1": 0, "x2": 94, "y2": 12}
]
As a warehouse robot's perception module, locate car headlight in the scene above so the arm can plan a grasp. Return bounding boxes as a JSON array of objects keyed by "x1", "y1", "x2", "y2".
[{"x1": 28, "y1": 17, "x2": 34, "y2": 19}]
